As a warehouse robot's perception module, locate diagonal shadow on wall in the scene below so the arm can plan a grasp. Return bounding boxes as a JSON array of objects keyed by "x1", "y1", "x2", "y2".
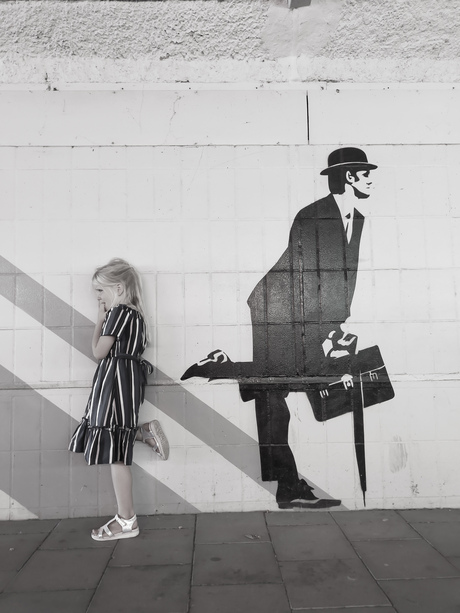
[
  {"x1": 0, "y1": 363, "x2": 199, "y2": 517},
  {"x1": 0, "y1": 255, "x2": 341, "y2": 508}
]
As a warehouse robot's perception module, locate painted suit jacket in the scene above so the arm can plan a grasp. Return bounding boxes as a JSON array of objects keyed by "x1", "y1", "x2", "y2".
[{"x1": 247, "y1": 193, "x2": 364, "y2": 379}]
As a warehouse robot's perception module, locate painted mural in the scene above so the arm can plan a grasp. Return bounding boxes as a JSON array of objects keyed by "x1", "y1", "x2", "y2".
[{"x1": 182, "y1": 147, "x2": 394, "y2": 509}]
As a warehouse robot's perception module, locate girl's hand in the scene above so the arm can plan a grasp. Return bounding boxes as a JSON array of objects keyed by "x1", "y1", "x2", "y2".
[{"x1": 97, "y1": 300, "x2": 107, "y2": 323}]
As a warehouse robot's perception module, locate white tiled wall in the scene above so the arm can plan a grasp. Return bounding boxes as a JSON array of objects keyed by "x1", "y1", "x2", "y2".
[{"x1": 1, "y1": 87, "x2": 459, "y2": 519}]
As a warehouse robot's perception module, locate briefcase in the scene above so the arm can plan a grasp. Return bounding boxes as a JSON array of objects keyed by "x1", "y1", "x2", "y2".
[{"x1": 308, "y1": 345, "x2": 394, "y2": 422}]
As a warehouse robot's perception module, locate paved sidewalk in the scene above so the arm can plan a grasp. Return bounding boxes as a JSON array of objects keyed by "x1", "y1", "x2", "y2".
[{"x1": 1, "y1": 509, "x2": 460, "y2": 613}]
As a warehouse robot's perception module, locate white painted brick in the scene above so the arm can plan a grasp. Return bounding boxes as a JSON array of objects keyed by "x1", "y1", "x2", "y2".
[
  {"x1": 409, "y1": 442, "x2": 441, "y2": 498},
  {"x1": 42, "y1": 330, "x2": 71, "y2": 383},
  {"x1": 209, "y1": 221, "x2": 238, "y2": 272},
  {"x1": 11, "y1": 451, "x2": 40, "y2": 511},
  {"x1": 421, "y1": 165, "x2": 450, "y2": 217},
  {"x1": 0, "y1": 330, "x2": 14, "y2": 373},
  {"x1": 16, "y1": 170, "x2": 43, "y2": 220},
  {"x1": 99, "y1": 169, "x2": 127, "y2": 220},
  {"x1": 428, "y1": 269, "x2": 457, "y2": 321},
  {"x1": 210, "y1": 273, "x2": 238, "y2": 326},
  {"x1": 424, "y1": 217, "x2": 454, "y2": 269},
  {"x1": 184, "y1": 273, "x2": 211, "y2": 326},
  {"x1": 71, "y1": 170, "x2": 99, "y2": 220},
  {"x1": 0, "y1": 170, "x2": 16, "y2": 221},
  {"x1": 431, "y1": 322, "x2": 459, "y2": 374},
  {"x1": 181, "y1": 168, "x2": 209, "y2": 220},
  {"x1": 126, "y1": 221, "x2": 156, "y2": 267},
  {"x1": 183, "y1": 324, "x2": 213, "y2": 378},
  {"x1": 393, "y1": 166, "x2": 423, "y2": 217},
  {"x1": 126, "y1": 169, "x2": 155, "y2": 220},
  {"x1": 400, "y1": 270, "x2": 430, "y2": 322},
  {"x1": 439, "y1": 442, "x2": 460, "y2": 497},
  {"x1": 16, "y1": 147, "x2": 46, "y2": 170},
  {"x1": 236, "y1": 221, "x2": 265, "y2": 273},
  {"x1": 70, "y1": 347, "x2": 95, "y2": 382},
  {"x1": 369, "y1": 217, "x2": 400, "y2": 271},
  {"x1": 43, "y1": 170, "x2": 72, "y2": 221},
  {"x1": 404, "y1": 323, "x2": 435, "y2": 374},
  {"x1": 262, "y1": 219, "x2": 290, "y2": 271},
  {"x1": 40, "y1": 451, "x2": 70, "y2": 509},
  {"x1": 153, "y1": 167, "x2": 182, "y2": 220},
  {"x1": 126, "y1": 147, "x2": 154, "y2": 170},
  {"x1": 70, "y1": 222, "x2": 101, "y2": 270},
  {"x1": 43, "y1": 147, "x2": 72, "y2": 170},
  {"x1": 0, "y1": 221, "x2": 15, "y2": 262},
  {"x1": 235, "y1": 168, "x2": 263, "y2": 219},
  {"x1": 72, "y1": 146, "x2": 100, "y2": 170},
  {"x1": 182, "y1": 221, "x2": 211, "y2": 273},
  {"x1": 373, "y1": 270, "x2": 402, "y2": 322},
  {"x1": 208, "y1": 167, "x2": 235, "y2": 220},
  {"x1": 157, "y1": 274, "x2": 185, "y2": 326},
  {"x1": 14, "y1": 329, "x2": 42, "y2": 383},
  {"x1": 0, "y1": 294, "x2": 14, "y2": 330},
  {"x1": 152, "y1": 221, "x2": 183, "y2": 272},
  {"x1": 0, "y1": 147, "x2": 16, "y2": 169},
  {"x1": 43, "y1": 221, "x2": 73, "y2": 274},
  {"x1": 398, "y1": 218, "x2": 426, "y2": 269},
  {"x1": 261, "y1": 167, "x2": 290, "y2": 220}
]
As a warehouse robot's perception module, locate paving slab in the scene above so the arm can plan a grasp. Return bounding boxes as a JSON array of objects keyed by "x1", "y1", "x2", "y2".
[
  {"x1": 190, "y1": 583, "x2": 291, "y2": 613},
  {"x1": 40, "y1": 517, "x2": 116, "y2": 550},
  {"x1": 0, "y1": 589, "x2": 94, "y2": 613},
  {"x1": 409, "y1": 521, "x2": 460, "y2": 557},
  {"x1": 266, "y1": 510, "x2": 336, "y2": 526},
  {"x1": 195, "y1": 511, "x2": 269, "y2": 544},
  {"x1": 0, "y1": 534, "x2": 47, "y2": 572},
  {"x1": 280, "y1": 558, "x2": 390, "y2": 609},
  {"x1": 193, "y1": 542, "x2": 282, "y2": 586},
  {"x1": 380, "y1": 577, "x2": 460, "y2": 613},
  {"x1": 141, "y1": 513, "x2": 195, "y2": 530},
  {"x1": 0, "y1": 520, "x2": 59, "y2": 536},
  {"x1": 354, "y1": 538, "x2": 460, "y2": 579},
  {"x1": 333, "y1": 510, "x2": 420, "y2": 540},
  {"x1": 316, "y1": 608, "x2": 396, "y2": 613},
  {"x1": 399, "y1": 509, "x2": 460, "y2": 524},
  {"x1": 5, "y1": 547, "x2": 113, "y2": 593},
  {"x1": 269, "y1": 523, "x2": 358, "y2": 561},
  {"x1": 87, "y1": 565, "x2": 191, "y2": 613},
  {"x1": 110, "y1": 527, "x2": 194, "y2": 567}
]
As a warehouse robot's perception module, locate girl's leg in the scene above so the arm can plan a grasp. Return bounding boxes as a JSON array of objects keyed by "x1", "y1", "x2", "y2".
[
  {"x1": 110, "y1": 462, "x2": 135, "y2": 520},
  {"x1": 92, "y1": 462, "x2": 138, "y2": 538}
]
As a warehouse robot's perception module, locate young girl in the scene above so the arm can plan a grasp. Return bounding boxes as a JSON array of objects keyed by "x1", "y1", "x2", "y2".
[{"x1": 69, "y1": 258, "x2": 169, "y2": 541}]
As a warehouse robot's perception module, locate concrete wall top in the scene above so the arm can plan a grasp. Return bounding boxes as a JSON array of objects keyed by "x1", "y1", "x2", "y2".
[
  {"x1": 2, "y1": 88, "x2": 460, "y2": 147},
  {"x1": 1, "y1": 0, "x2": 460, "y2": 85}
]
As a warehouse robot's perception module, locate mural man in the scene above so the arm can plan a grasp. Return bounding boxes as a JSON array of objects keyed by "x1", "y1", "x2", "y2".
[{"x1": 182, "y1": 147, "x2": 380, "y2": 508}]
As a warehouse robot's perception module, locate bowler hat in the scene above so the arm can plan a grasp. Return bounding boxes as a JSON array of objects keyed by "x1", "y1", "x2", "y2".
[{"x1": 320, "y1": 147, "x2": 377, "y2": 175}]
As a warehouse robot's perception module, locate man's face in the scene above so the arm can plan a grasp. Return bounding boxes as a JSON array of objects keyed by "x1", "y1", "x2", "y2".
[{"x1": 349, "y1": 169, "x2": 373, "y2": 199}]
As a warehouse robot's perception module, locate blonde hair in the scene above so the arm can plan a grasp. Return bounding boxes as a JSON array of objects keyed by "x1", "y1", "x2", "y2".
[{"x1": 93, "y1": 258, "x2": 150, "y2": 341}]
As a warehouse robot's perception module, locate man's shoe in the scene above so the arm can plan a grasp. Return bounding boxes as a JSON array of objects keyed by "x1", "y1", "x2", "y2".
[
  {"x1": 181, "y1": 350, "x2": 234, "y2": 381},
  {"x1": 276, "y1": 479, "x2": 318, "y2": 508},
  {"x1": 276, "y1": 479, "x2": 341, "y2": 509}
]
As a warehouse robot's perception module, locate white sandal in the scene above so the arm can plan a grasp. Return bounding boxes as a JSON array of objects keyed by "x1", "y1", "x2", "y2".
[
  {"x1": 91, "y1": 514, "x2": 139, "y2": 541},
  {"x1": 139, "y1": 420, "x2": 169, "y2": 461}
]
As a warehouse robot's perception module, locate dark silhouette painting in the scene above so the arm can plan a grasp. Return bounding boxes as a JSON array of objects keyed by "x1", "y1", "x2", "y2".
[{"x1": 182, "y1": 147, "x2": 394, "y2": 509}]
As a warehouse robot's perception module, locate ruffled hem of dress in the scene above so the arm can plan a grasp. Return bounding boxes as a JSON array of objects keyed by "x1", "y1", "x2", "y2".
[{"x1": 69, "y1": 418, "x2": 137, "y2": 465}]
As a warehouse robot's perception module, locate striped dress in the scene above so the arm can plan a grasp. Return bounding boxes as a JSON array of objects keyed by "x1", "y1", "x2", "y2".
[{"x1": 69, "y1": 304, "x2": 148, "y2": 465}]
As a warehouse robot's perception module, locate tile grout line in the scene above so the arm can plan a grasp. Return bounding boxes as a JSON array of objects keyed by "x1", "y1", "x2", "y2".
[
  {"x1": 263, "y1": 510, "x2": 293, "y2": 613},
  {"x1": 329, "y1": 511, "x2": 400, "y2": 612},
  {"x1": 187, "y1": 513, "x2": 198, "y2": 613}
]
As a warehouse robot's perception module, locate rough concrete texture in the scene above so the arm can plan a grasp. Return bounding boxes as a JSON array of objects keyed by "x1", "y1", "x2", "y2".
[{"x1": 0, "y1": 0, "x2": 460, "y2": 84}]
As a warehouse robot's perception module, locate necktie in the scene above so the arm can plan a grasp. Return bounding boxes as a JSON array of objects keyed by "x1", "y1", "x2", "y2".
[{"x1": 345, "y1": 213, "x2": 352, "y2": 243}]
